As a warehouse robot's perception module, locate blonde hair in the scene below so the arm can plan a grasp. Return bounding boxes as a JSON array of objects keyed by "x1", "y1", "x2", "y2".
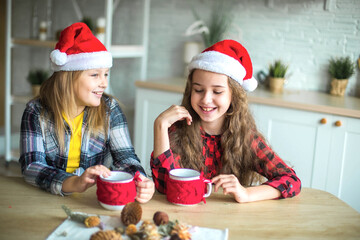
[
  {"x1": 170, "y1": 70, "x2": 266, "y2": 186},
  {"x1": 39, "y1": 71, "x2": 108, "y2": 151}
]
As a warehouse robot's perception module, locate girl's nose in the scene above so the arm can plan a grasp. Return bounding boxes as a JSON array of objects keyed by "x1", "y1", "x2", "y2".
[
  {"x1": 201, "y1": 91, "x2": 212, "y2": 104},
  {"x1": 100, "y1": 76, "x2": 108, "y2": 88}
]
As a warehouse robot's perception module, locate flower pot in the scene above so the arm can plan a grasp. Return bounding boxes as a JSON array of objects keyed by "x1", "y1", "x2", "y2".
[
  {"x1": 269, "y1": 77, "x2": 285, "y2": 93},
  {"x1": 330, "y1": 78, "x2": 348, "y2": 96},
  {"x1": 31, "y1": 85, "x2": 41, "y2": 96}
]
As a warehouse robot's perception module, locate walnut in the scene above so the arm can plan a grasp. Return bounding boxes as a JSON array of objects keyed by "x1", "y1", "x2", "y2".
[
  {"x1": 90, "y1": 230, "x2": 122, "y2": 240},
  {"x1": 153, "y1": 211, "x2": 169, "y2": 226},
  {"x1": 121, "y1": 202, "x2": 142, "y2": 226},
  {"x1": 84, "y1": 216, "x2": 101, "y2": 228}
]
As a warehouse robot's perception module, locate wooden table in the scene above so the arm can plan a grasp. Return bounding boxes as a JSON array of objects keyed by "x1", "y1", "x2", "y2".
[{"x1": 0, "y1": 176, "x2": 359, "y2": 240}]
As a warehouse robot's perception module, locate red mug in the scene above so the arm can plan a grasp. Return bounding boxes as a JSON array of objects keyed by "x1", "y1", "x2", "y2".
[
  {"x1": 166, "y1": 168, "x2": 212, "y2": 206},
  {"x1": 96, "y1": 171, "x2": 141, "y2": 210}
]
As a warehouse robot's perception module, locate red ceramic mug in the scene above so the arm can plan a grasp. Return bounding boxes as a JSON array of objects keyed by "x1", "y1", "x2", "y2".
[
  {"x1": 166, "y1": 168, "x2": 212, "y2": 206},
  {"x1": 96, "y1": 171, "x2": 141, "y2": 210}
]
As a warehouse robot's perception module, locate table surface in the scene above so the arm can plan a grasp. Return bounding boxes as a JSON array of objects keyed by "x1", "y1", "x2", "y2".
[{"x1": 1, "y1": 176, "x2": 359, "y2": 240}]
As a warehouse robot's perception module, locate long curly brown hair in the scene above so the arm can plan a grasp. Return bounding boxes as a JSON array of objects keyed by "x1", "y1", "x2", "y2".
[{"x1": 170, "y1": 70, "x2": 266, "y2": 186}]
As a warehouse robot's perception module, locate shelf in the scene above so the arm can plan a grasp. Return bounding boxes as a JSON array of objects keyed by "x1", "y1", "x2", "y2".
[
  {"x1": 12, "y1": 95, "x2": 33, "y2": 105},
  {"x1": 12, "y1": 38, "x2": 57, "y2": 48},
  {"x1": 12, "y1": 39, "x2": 145, "y2": 59},
  {"x1": 109, "y1": 45, "x2": 145, "y2": 58}
]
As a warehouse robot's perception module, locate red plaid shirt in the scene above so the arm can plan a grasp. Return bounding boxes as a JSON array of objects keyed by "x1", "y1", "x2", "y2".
[{"x1": 150, "y1": 128, "x2": 301, "y2": 199}]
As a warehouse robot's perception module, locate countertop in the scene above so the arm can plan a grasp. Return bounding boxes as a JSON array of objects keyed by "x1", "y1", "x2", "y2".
[{"x1": 135, "y1": 78, "x2": 360, "y2": 118}]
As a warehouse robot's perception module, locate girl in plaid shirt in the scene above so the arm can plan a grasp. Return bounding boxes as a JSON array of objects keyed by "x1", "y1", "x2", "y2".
[
  {"x1": 151, "y1": 40, "x2": 301, "y2": 203},
  {"x1": 19, "y1": 23, "x2": 154, "y2": 202}
]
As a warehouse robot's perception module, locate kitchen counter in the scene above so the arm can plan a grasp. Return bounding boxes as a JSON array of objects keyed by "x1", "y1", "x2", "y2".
[{"x1": 135, "y1": 78, "x2": 360, "y2": 118}]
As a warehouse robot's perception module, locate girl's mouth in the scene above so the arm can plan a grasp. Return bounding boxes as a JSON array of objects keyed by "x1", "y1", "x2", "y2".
[
  {"x1": 200, "y1": 106, "x2": 216, "y2": 112},
  {"x1": 92, "y1": 91, "x2": 103, "y2": 97}
]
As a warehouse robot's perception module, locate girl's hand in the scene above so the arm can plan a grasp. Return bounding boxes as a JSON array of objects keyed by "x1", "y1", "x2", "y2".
[
  {"x1": 153, "y1": 105, "x2": 192, "y2": 158},
  {"x1": 62, "y1": 165, "x2": 111, "y2": 193},
  {"x1": 135, "y1": 174, "x2": 155, "y2": 203},
  {"x1": 211, "y1": 174, "x2": 249, "y2": 203},
  {"x1": 155, "y1": 105, "x2": 192, "y2": 129}
]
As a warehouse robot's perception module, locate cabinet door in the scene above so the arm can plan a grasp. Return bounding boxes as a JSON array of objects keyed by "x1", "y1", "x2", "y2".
[
  {"x1": 327, "y1": 116, "x2": 360, "y2": 212},
  {"x1": 134, "y1": 88, "x2": 182, "y2": 175},
  {"x1": 249, "y1": 104, "x2": 332, "y2": 189}
]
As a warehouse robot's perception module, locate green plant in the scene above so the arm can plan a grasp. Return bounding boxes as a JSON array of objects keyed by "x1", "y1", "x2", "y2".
[
  {"x1": 269, "y1": 60, "x2": 288, "y2": 78},
  {"x1": 188, "y1": 0, "x2": 233, "y2": 48},
  {"x1": 27, "y1": 69, "x2": 49, "y2": 85},
  {"x1": 328, "y1": 56, "x2": 355, "y2": 80},
  {"x1": 81, "y1": 17, "x2": 94, "y2": 31}
]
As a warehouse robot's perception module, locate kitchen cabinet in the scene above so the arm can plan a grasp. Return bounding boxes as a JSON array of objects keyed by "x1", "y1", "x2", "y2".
[
  {"x1": 134, "y1": 86, "x2": 182, "y2": 175},
  {"x1": 250, "y1": 103, "x2": 360, "y2": 212},
  {"x1": 3, "y1": 0, "x2": 150, "y2": 162},
  {"x1": 134, "y1": 79, "x2": 360, "y2": 212}
]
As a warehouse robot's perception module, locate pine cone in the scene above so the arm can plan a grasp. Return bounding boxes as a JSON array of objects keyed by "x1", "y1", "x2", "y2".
[
  {"x1": 84, "y1": 216, "x2": 101, "y2": 228},
  {"x1": 121, "y1": 202, "x2": 142, "y2": 226},
  {"x1": 90, "y1": 230, "x2": 122, "y2": 240}
]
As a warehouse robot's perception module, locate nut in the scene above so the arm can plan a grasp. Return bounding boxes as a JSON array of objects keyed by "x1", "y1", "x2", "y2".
[
  {"x1": 153, "y1": 211, "x2": 169, "y2": 226},
  {"x1": 84, "y1": 216, "x2": 101, "y2": 228}
]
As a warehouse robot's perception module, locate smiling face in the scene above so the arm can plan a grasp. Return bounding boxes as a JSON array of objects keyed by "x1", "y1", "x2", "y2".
[
  {"x1": 190, "y1": 69, "x2": 232, "y2": 135},
  {"x1": 73, "y1": 68, "x2": 109, "y2": 115}
]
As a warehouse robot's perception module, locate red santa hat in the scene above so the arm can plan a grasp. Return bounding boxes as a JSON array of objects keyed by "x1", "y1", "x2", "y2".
[
  {"x1": 188, "y1": 39, "x2": 258, "y2": 92},
  {"x1": 50, "y1": 22, "x2": 112, "y2": 72}
]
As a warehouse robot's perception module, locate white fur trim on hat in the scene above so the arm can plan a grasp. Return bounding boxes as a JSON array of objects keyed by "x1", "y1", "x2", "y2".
[
  {"x1": 51, "y1": 51, "x2": 113, "y2": 72},
  {"x1": 189, "y1": 51, "x2": 246, "y2": 85}
]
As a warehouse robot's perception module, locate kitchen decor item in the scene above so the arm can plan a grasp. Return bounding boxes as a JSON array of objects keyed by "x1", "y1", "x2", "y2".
[
  {"x1": 166, "y1": 168, "x2": 212, "y2": 206},
  {"x1": 96, "y1": 171, "x2": 141, "y2": 210},
  {"x1": 26, "y1": 68, "x2": 49, "y2": 96},
  {"x1": 328, "y1": 56, "x2": 355, "y2": 97},
  {"x1": 268, "y1": 60, "x2": 288, "y2": 93}
]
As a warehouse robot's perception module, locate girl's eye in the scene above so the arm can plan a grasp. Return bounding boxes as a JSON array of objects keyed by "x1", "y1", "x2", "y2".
[
  {"x1": 91, "y1": 74, "x2": 98, "y2": 77},
  {"x1": 194, "y1": 89, "x2": 203, "y2": 93},
  {"x1": 104, "y1": 73, "x2": 109, "y2": 77},
  {"x1": 214, "y1": 91, "x2": 223, "y2": 94}
]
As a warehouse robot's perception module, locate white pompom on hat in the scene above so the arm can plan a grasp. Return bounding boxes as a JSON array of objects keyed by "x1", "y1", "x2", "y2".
[
  {"x1": 50, "y1": 22, "x2": 112, "y2": 72},
  {"x1": 188, "y1": 39, "x2": 258, "y2": 92}
]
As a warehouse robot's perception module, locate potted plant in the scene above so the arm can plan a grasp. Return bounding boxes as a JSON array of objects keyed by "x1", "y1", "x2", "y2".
[
  {"x1": 268, "y1": 60, "x2": 288, "y2": 93},
  {"x1": 27, "y1": 69, "x2": 49, "y2": 96},
  {"x1": 328, "y1": 56, "x2": 355, "y2": 96}
]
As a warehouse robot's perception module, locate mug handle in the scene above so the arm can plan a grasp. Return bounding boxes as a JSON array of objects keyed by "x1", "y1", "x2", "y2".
[{"x1": 203, "y1": 180, "x2": 212, "y2": 198}]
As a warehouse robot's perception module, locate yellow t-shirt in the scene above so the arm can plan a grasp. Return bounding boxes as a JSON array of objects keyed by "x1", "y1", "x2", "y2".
[{"x1": 63, "y1": 112, "x2": 84, "y2": 173}]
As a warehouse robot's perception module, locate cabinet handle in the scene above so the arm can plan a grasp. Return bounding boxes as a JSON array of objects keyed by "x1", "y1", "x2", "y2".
[
  {"x1": 320, "y1": 118, "x2": 327, "y2": 124},
  {"x1": 335, "y1": 120, "x2": 342, "y2": 127}
]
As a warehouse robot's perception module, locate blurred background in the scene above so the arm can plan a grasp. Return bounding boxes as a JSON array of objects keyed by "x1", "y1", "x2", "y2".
[{"x1": 1, "y1": 0, "x2": 360, "y2": 150}]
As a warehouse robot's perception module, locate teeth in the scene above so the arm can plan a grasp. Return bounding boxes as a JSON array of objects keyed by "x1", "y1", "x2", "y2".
[{"x1": 202, "y1": 107, "x2": 213, "y2": 112}]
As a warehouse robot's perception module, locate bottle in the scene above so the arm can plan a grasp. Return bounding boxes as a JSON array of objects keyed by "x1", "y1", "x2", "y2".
[
  {"x1": 96, "y1": 17, "x2": 106, "y2": 43},
  {"x1": 39, "y1": 21, "x2": 47, "y2": 41}
]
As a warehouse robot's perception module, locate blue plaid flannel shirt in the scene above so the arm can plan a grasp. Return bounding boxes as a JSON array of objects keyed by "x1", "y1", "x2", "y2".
[{"x1": 19, "y1": 95, "x2": 145, "y2": 195}]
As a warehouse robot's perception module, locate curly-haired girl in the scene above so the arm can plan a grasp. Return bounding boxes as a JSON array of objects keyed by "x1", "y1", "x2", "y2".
[{"x1": 151, "y1": 40, "x2": 301, "y2": 203}]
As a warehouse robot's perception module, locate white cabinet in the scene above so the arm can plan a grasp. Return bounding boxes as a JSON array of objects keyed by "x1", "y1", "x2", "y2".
[
  {"x1": 134, "y1": 87, "x2": 182, "y2": 175},
  {"x1": 250, "y1": 103, "x2": 360, "y2": 212},
  {"x1": 3, "y1": 0, "x2": 150, "y2": 162}
]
